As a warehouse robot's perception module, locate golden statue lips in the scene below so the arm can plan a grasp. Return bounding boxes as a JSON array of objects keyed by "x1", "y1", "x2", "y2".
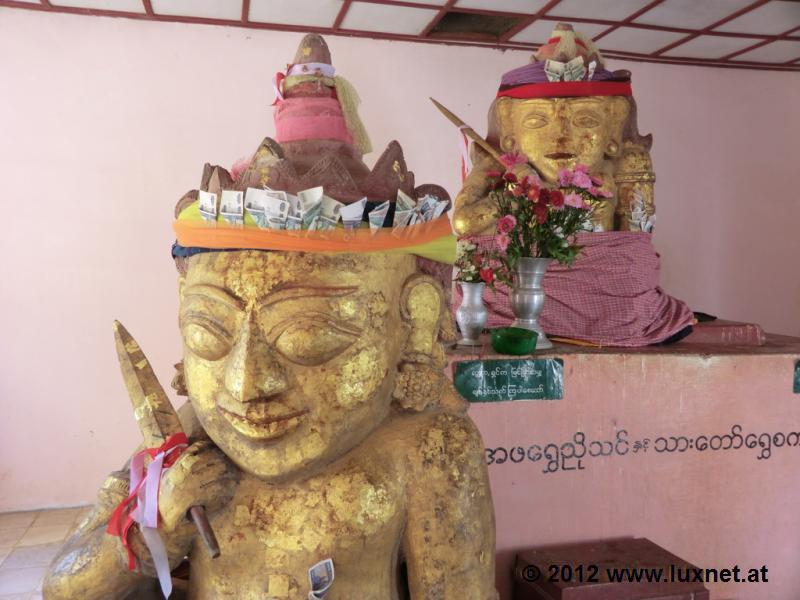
[{"x1": 217, "y1": 395, "x2": 309, "y2": 441}]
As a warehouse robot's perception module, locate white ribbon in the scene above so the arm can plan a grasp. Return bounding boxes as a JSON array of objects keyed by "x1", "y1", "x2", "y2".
[
  {"x1": 129, "y1": 443, "x2": 187, "y2": 599},
  {"x1": 288, "y1": 62, "x2": 336, "y2": 78},
  {"x1": 273, "y1": 63, "x2": 337, "y2": 104}
]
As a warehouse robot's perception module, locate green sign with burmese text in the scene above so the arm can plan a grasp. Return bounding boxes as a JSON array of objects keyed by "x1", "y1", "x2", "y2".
[
  {"x1": 453, "y1": 359, "x2": 564, "y2": 402},
  {"x1": 794, "y1": 361, "x2": 800, "y2": 394}
]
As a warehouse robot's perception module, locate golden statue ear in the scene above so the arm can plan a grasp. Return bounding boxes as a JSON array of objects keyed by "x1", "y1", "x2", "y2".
[
  {"x1": 178, "y1": 276, "x2": 186, "y2": 303},
  {"x1": 399, "y1": 273, "x2": 445, "y2": 366},
  {"x1": 394, "y1": 274, "x2": 447, "y2": 412},
  {"x1": 493, "y1": 97, "x2": 517, "y2": 152},
  {"x1": 604, "y1": 97, "x2": 630, "y2": 159}
]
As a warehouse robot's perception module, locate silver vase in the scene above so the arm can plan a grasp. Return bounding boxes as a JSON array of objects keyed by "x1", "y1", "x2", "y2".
[
  {"x1": 456, "y1": 281, "x2": 487, "y2": 346},
  {"x1": 511, "y1": 257, "x2": 553, "y2": 350}
]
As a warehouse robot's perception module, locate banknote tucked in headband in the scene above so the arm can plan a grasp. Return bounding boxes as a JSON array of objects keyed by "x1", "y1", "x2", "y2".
[
  {"x1": 172, "y1": 189, "x2": 456, "y2": 264},
  {"x1": 497, "y1": 22, "x2": 632, "y2": 99}
]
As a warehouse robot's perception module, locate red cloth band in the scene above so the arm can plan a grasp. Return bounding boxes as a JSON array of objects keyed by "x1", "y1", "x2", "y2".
[
  {"x1": 547, "y1": 36, "x2": 588, "y2": 50},
  {"x1": 274, "y1": 97, "x2": 353, "y2": 146},
  {"x1": 497, "y1": 81, "x2": 632, "y2": 99}
]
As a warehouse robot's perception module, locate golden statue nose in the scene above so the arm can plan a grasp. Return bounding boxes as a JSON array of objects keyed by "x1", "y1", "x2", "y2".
[{"x1": 223, "y1": 321, "x2": 289, "y2": 403}]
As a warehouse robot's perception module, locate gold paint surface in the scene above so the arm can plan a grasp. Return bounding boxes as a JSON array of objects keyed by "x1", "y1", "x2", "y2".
[
  {"x1": 454, "y1": 95, "x2": 655, "y2": 235},
  {"x1": 44, "y1": 250, "x2": 497, "y2": 599}
]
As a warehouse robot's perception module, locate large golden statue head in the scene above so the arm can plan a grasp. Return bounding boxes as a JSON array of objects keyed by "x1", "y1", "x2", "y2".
[
  {"x1": 176, "y1": 250, "x2": 452, "y2": 481},
  {"x1": 454, "y1": 23, "x2": 656, "y2": 236},
  {"x1": 491, "y1": 95, "x2": 629, "y2": 184}
]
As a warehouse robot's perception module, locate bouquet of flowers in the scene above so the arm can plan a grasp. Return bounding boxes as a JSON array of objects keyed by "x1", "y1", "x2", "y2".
[
  {"x1": 489, "y1": 154, "x2": 612, "y2": 277},
  {"x1": 455, "y1": 237, "x2": 496, "y2": 287}
]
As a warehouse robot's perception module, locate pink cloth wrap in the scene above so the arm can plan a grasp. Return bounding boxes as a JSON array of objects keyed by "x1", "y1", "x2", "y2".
[
  {"x1": 455, "y1": 232, "x2": 694, "y2": 347},
  {"x1": 274, "y1": 97, "x2": 353, "y2": 145}
]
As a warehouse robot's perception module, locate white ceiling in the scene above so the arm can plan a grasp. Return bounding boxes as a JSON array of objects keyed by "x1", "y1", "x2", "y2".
[{"x1": 6, "y1": 0, "x2": 800, "y2": 69}]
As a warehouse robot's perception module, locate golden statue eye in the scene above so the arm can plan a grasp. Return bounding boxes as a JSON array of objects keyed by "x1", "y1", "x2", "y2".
[
  {"x1": 522, "y1": 114, "x2": 548, "y2": 129},
  {"x1": 181, "y1": 321, "x2": 233, "y2": 361},
  {"x1": 273, "y1": 320, "x2": 357, "y2": 366},
  {"x1": 573, "y1": 112, "x2": 601, "y2": 128}
]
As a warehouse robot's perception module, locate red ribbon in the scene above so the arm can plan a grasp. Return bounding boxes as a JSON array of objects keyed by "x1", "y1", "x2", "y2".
[
  {"x1": 106, "y1": 432, "x2": 189, "y2": 571},
  {"x1": 272, "y1": 71, "x2": 286, "y2": 106},
  {"x1": 546, "y1": 35, "x2": 588, "y2": 50}
]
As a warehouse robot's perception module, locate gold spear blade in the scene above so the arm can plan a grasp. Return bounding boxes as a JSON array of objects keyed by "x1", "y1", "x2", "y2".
[
  {"x1": 112, "y1": 320, "x2": 221, "y2": 558},
  {"x1": 429, "y1": 97, "x2": 504, "y2": 163},
  {"x1": 113, "y1": 320, "x2": 182, "y2": 448}
]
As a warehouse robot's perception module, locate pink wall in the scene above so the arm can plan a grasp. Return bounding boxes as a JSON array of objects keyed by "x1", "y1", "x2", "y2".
[
  {"x1": 0, "y1": 9, "x2": 798, "y2": 513},
  {"x1": 460, "y1": 347, "x2": 800, "y2": 600}
]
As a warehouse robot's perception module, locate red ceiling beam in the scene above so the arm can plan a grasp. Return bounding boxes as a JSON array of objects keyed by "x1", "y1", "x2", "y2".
[
  {"x1": 332, "y1": 0, "x2": 353, "y2": 31},
  {"x1": 420, "y1": 0, "x2": 455, "y2": 38},
  {"x1": 142, "y1": 0, "x2": 153, "y2": 17},
  {"x1": 592, "y1": 0, "x2": 666, "y2": 43},
  {"x1": 498, "y1": 0, "x2": 562, "y2": 44},
  {"x1": 720, "y1": 25, "x2": 800, "y2": 61},
  {"x1": 651, "y1": 0, "x2": 770, "y2": 56},
  {"x1": 241, "y1": 0, "x2": 249, "y2": 23},
  {"x1": 0, "y1": 1, "x2": 798, "y2": 72}
]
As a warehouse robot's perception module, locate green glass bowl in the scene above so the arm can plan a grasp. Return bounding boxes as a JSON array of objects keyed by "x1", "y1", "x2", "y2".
[{"x1": 490, "y1": 327, "x2": 538, "y2": 355}]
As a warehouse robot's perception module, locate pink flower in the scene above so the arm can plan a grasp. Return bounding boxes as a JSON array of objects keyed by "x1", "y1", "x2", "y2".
[
  {"x1": 523, "y1": 172, "x2": 542, "y2": 189},
  {"x1": 574, "y1": 163, "x2": 590, "y2": 173},
  {"x1": 497, "y1": 214, "x2": 517, "y2": 234},
  {"x1": 564, "y1": 192, "x2": 584, "y2": 208},
  {"x1": 589, "y1": 186, "x2": 613, "y2": 198},
  {"x1": 496, "y1": 232, "x2": 511, "y2": 252},
  {"x1": 511, "y1": 184, "x2": 525, "y2": 197},
  {"x1": 557, "y1": 168, "x2": 573, "y2": 187},
  {"x1": 499, "y1": 152, "x2": 527, "y2": 168},
  {"x1": 572, "y1": 169, "x2": 593, "y2": 190}
]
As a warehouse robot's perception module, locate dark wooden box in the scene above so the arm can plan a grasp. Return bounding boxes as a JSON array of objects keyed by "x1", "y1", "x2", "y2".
[{"x1": 513, "y1": 537, "x2": 710, "y2": 600}]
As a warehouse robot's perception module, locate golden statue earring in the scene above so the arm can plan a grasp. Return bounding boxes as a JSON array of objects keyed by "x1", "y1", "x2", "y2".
[
  {"x1": 500, "y1": 135, "x2": 517, "y2": 153},
  {"x1": 171, "y1": 361, "x2": 188, "y2": 396},
  {"x1": 392, "y1": 361, "x2": 445, "y2": 412},
  {"x1": 605, "y1": 140, "x2": 620, "y2": 158}
]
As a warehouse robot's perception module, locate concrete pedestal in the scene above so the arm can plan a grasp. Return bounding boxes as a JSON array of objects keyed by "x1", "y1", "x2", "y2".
[{"x1": 448, "y1": 335, "x2": 800, "y2": 600}]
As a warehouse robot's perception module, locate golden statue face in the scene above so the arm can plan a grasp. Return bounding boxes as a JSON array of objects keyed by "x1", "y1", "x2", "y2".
[
  {"x1": 496, "y1": 96, "x2": 629, "y2": 182},
  {"x1": 179, "y1": 250, "x2": 419, "y2": 480}
]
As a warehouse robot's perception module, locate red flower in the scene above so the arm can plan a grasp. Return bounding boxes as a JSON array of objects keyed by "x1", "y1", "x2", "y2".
[
  {"x1": 539, "y1": 188, "x2": 551, "y2": 205},
  {"x1": 479, "y1": 268, "x2": 495, "y2": 285},
  {"x1": 550, "y1": 189, "x2": 564, "y2": 208},
  {"x1": 534, "y1": 203, "x2": 549, "y2": 224},
  {"x1": 527, "y1": 186, "x2": 540, "y2": 202},
  {"x1": 511, "y1": 184, "x2": 525, "y2": 197},
  {"x1": 487, "y1": 170, "x2": 502, "y2": 178},
  {"x1": 502, "y1": 171, "x2": 518, "y2": 183}
]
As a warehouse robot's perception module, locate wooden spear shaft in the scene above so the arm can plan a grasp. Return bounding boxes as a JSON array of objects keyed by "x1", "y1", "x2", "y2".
[{"x1": 429, "y1": 97, "x2": 505, "y2": 165}]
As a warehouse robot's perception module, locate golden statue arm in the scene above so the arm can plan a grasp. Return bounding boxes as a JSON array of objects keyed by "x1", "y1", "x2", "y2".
[
  {"x1": 453, "y1": 146, "x2": 501, "y2": 236},
  {"x1": 42, "y1": 472, "x2": 151, "y2": 599},
  {"x1": 402, "y1": 413, "x2": 499, "y2": 599}
]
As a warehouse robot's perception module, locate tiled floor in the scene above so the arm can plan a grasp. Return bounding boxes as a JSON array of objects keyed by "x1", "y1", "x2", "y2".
[{"x1": 0, "y1": 506, "x2": 91, "y2": 599}]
